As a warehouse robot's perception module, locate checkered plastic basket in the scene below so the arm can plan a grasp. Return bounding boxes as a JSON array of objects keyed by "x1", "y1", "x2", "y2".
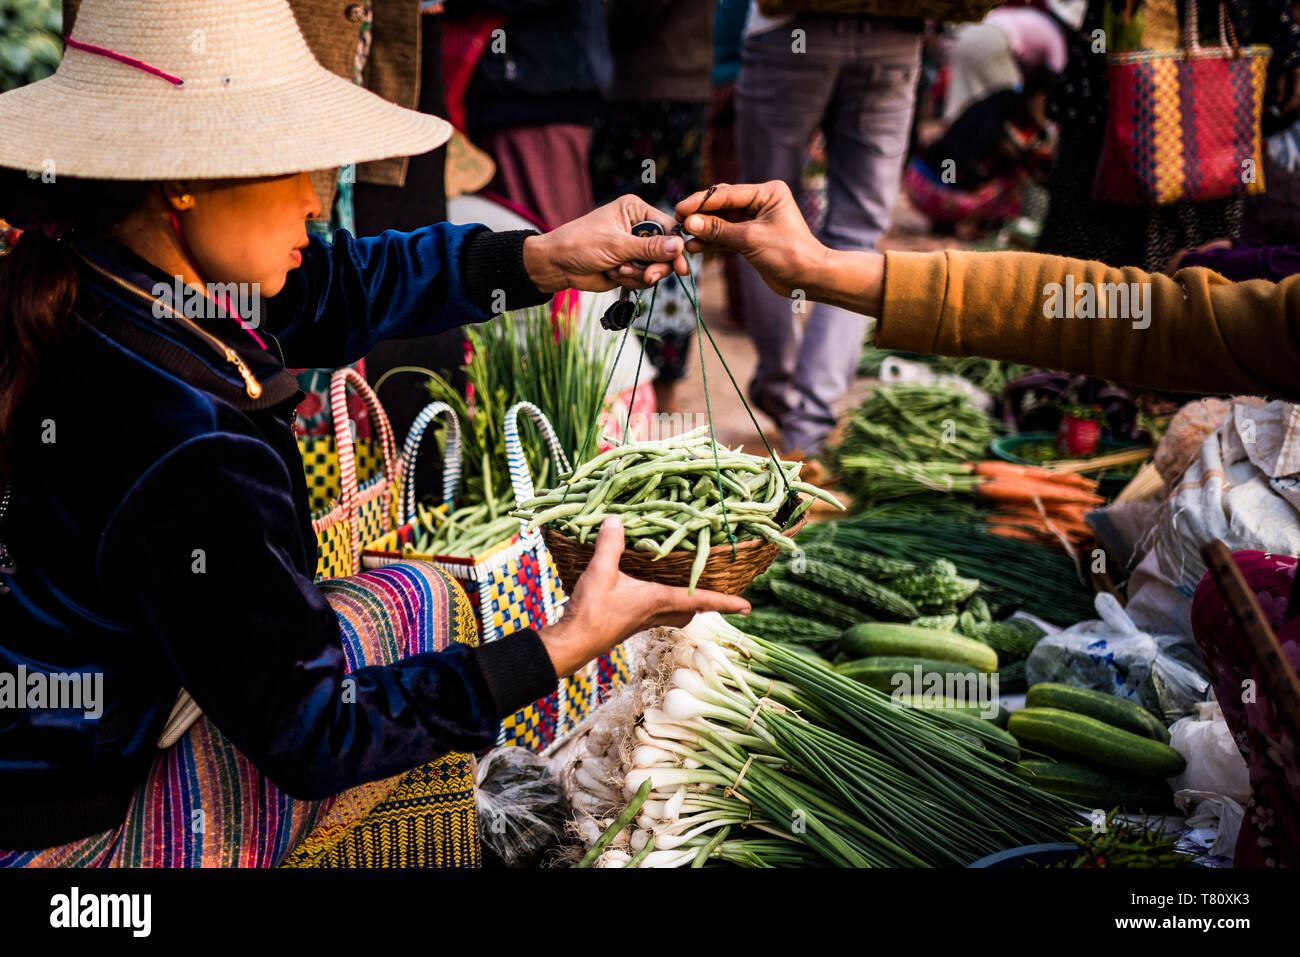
[
  {"x1": 362, "y1": 400, "x2": 630, "y2": 751},
  {"x1": 301, "y1": 369, "x2": 401, "y2": 579}
]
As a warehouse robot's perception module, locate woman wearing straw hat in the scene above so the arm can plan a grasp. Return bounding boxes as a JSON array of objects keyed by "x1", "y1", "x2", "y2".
[{"x1": 0, "y1": 0, "x2": 749, "y2": 866}]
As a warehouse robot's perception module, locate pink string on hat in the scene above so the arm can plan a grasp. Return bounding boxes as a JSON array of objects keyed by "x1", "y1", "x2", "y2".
[{"x1": 63, "y1": 35, "x2": 185, "y2": 86}]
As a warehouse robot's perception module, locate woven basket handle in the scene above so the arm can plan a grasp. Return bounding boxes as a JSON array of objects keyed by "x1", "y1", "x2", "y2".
[
  {"x1": 330, "y1": 367, "x2": 399, "y2": 571},
  {"x1": 504, "y1": 401, "x2": 572, "y2": 512},
  {"x1": 1182, "y1": 2, "x2": 1238, "y2": 54},
  {"x1": 399, "y1": 401, "x2": 463, "y2": 524}
]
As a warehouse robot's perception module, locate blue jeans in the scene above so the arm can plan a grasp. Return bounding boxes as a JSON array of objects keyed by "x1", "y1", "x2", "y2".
[{"x1": 736, "y1": 17, "x2": 921, "y2": 453}]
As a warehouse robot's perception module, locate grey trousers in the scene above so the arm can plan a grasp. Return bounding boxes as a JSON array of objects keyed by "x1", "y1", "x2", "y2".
[{"x1": 736, "y1": 18, "x2": 921, "y2": 454}]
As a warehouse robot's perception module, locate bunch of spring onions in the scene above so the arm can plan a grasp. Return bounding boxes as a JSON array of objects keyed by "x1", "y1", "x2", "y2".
[
  {"x1": 563, "y1": 615, "x2": 1076, "y2": 867},
  {"x1": 512, "y1": 426, "x2": 843, "y2": 592},
  {"x1": 833, "y1": 457, "x2": 983, "y2": 510}
]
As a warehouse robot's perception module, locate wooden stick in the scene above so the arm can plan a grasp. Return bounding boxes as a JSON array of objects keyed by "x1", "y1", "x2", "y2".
[
  {"x1": 1045, "y1": 446, "x2": 1153, "y2": 474},
  {"x1": 1200, "y1": 540, "x2": 1300, "y2": 745}
]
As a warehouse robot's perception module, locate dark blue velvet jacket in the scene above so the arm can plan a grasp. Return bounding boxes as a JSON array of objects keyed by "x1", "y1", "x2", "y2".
[{"x1": 0, "y1": 224, "x2": 558, "y2": 848}]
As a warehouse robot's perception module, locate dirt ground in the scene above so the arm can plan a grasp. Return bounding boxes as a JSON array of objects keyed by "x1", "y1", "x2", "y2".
[{"x1": 675, "y1": 195, "x2": 969, "y2": 457}]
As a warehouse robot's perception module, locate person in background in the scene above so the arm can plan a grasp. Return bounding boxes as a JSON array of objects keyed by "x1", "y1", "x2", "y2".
[
  {"x1": 280, "y1": 1, "x2": 466, "y2": 446},
  {"x1": 905, "y1": 68, "x2": 1056, "y2": 240},
  {"x1": 703, "y1": 0, "x2": 751, "y2": 330},
  {"x1": 943, "y1": 0, "x2": 1077, "y2": 119},
  {"x1": 735, "y1": 4, "x2": 923, "y2": 459},
  {"x1": 442, "y1": 0, "x2": 610, "y2": 228},
  {"x1": 351, "y1": 5, "x2": 471, "y2": 447},
  {"x1": 1037, "y1": 0, "x2": 1300, "y2": 271},
  {"x1": 590, "y1": 0, "x2": 715, "y2": 413}
]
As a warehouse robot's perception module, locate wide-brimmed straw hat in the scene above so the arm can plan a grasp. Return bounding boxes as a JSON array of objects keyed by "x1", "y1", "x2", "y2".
[{"x1": 0, "y1": 0, "x2": 450, "y2": 181}]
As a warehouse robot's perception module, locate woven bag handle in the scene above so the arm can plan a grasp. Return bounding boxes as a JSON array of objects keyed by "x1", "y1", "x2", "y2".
[
  {"x1": 504, "y1": 402, "x2": 572, "y2": 514},
  {"x1": 399, "y1": 401, "x2": 463, "y2": 524},
  {"x1": 1218, "y1": 2, "x2": 1240, "y2": 53},
  {"x1": 330, "y1": 367, "x2": 399, "y2": 572},
  {"x1": 1182, "y1": 1, "x2": 1238, "y2": 54}
]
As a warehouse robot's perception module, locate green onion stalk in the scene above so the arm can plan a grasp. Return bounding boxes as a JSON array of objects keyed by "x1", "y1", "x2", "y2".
[{"x1": 563, "y1": 617, "x2": 1077, "y2": 867}]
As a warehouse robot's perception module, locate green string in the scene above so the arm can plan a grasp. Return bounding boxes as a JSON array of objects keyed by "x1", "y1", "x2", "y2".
[
  {"x1": 557, "y1": 258, "x2": 796, "y2": 558},
  {"x1": 686, "y1": 276, "x2": 738, "y2": 557},
  {"x1": 559, "y1": 296, "x2": 639, "y2": 508},
  {"x1": 676, "y1": 258, "x2": 793, "y2": 501},
  {"x1": 622, "y1": 282, "x2": 658, "y2": 442}
]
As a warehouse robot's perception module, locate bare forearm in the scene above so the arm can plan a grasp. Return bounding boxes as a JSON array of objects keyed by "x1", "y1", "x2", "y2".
[{"x1": 805, "y1": 248, "x2": 885, "y2": 318}]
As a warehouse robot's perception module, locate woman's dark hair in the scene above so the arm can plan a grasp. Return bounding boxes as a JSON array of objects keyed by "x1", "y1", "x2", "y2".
[{"x1": 0, "y1": 170, "x2": 151, "y2": 480}]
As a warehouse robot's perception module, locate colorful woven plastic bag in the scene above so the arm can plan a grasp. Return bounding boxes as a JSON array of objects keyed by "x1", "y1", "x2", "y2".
[
  {"x1": 364, "y1": 400, "x2": 630, "y2": 751},
  {"x1": 298, "y1": 368, "x2": 401, "y2": 579},
  {"x1": 756, "y1": 0, "x2": 1002, "y2": 21},
  {"x1": 1092, "y1": 2, "x2": 1271, "y2": 206}
]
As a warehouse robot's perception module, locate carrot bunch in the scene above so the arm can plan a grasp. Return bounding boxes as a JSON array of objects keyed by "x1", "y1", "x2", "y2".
[{"x1": 971, "y1": 461, "x2": 1103, "y2": 548}]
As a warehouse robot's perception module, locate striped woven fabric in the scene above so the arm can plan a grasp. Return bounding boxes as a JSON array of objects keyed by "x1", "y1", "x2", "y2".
[
  {"x1": 1094, "y1": 45, "x2": 1271, "y2": 205},
  {"x1": 0, "y1": 563, "x2": 480, "y2": 868}
]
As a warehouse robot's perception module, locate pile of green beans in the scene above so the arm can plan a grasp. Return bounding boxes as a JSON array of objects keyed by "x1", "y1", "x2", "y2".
[
  {"x1": 406, "y1": 502, "x2": 521, "y2": 558},
  {"x1": 511, "y1": 426, "x2": 843, "y2": 592}
]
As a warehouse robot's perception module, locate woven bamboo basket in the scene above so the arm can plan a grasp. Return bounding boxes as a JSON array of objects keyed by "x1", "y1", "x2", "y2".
[{"x1": 544, "y1": 515, "x2": 808, "y2": 596}]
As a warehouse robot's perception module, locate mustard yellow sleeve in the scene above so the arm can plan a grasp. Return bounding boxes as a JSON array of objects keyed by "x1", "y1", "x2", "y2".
[{"x1": 878, "y1": 249, "x2": 1300, "y2": 401}]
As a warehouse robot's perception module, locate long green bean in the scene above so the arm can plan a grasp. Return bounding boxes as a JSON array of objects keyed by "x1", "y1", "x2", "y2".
[{"x1": 513, "y1": 436, "x2": 845, "y2": 581}]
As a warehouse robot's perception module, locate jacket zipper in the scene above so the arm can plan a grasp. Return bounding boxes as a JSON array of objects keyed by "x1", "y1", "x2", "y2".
[{"x1": 77, "y1": 255, "x2": 264, "y2": 399}]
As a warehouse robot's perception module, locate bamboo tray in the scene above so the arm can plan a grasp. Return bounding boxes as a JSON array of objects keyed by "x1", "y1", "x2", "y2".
[{"x1": 544, "y1": 516, "x2": 807, "y2": 595}]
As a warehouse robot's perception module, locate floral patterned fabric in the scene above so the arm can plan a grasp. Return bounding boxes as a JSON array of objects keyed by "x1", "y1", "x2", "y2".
[
  {"x1": 590, "y1": 100, "x2": 708, "y2": 211},
  {"x1": 291, "y1": 363, "x2": 373, "y2": 440},
  {"x1": 1191, "y1": 550, "x2": 1300, "y2": 867}
]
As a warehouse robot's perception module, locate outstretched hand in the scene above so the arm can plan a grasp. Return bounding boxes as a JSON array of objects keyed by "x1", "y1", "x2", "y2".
[
  {"x1": 671, "y1": 181, "x2": 829, "y2": 298},
  {"x1": 522, "y1": 194, "x2": 691, "y2": 294},
  {"x1": 538, "y1": 517, "x2": 751, "y2": 677},
  {"x1": 670, "y1": 181, "x2": 885, "y2": 318}
]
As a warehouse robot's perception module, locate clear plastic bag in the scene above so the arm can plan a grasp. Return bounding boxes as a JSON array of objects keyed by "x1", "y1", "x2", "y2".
[
  {"x1": 1025, "y1": 592, "x2": 1209, "y2": 721},
  {"x1": 476, "y1": 746, "x2": 570, "y2": 868}
]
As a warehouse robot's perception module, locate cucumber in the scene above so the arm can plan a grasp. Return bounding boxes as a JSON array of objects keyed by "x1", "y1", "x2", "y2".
[
  {"x1": 1007, "y1": 707, "x2": 1186, "y2": 778},
  {"x1": 893, "y1": 698, "x2": 1019, "y2": 760},
  {"x1": 1025, "y1": 682, "x2": 1170, "y2": 743},
  {"x1": 894, "y1": 694, "x2": 1010, "y2": 729},
  {"x1": 841, "y1": 622, "x2": 998, "y2": 673},
  {"x1": 1013, "y1": 759, "x2": 1176, "y2": 812},
  {"x1": 836, "y1": 656, "x2": 984, "y2": 694}
]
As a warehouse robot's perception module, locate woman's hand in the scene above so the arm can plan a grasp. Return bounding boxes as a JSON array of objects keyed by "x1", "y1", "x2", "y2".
[
  {"x1": 538, "y1": 517, "x2": 751, "y2": 677},
  {"x1": 674, "y1": 181, "x2": 885, "y2": 317},
  {"x1": 522, "y1": 195, "x2": 690, "y2": 294}
]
